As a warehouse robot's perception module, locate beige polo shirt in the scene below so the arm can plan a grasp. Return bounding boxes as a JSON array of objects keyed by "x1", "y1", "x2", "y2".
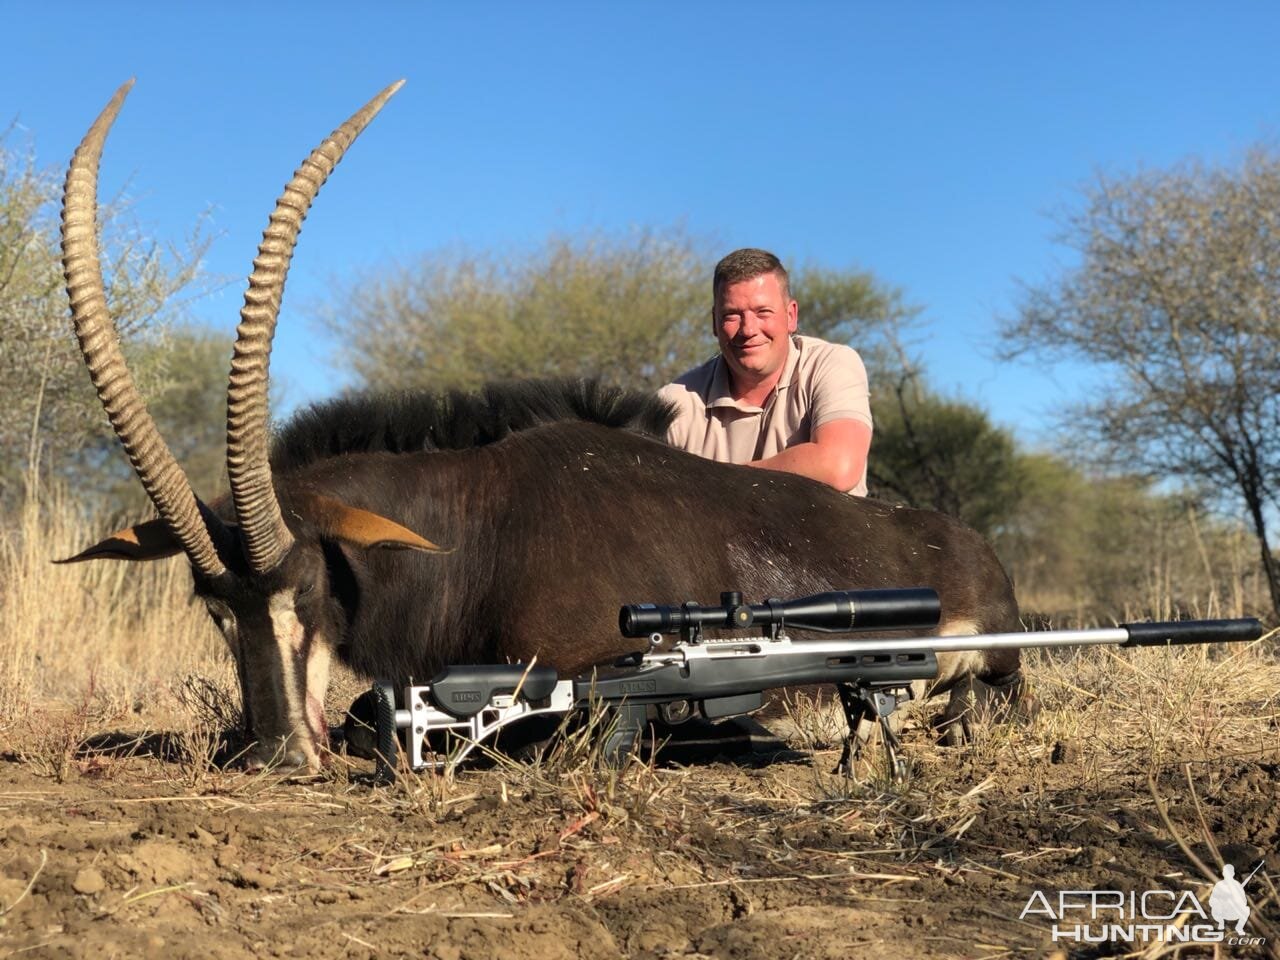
[{"x1": 658, "y1": 335, "x2": 873, "y2": 495}]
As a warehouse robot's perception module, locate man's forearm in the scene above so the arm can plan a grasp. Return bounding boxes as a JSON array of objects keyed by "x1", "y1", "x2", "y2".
[
  {"x1": 749, "y1": 442, "x2": 862, "y2": 492},
  {"x1": 747, "y1": 418, "x2": 871, "y2": 493}
]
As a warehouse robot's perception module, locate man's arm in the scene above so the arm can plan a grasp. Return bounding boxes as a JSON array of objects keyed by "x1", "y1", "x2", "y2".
[{"x1": 748, "y1": 417, "x2": 871, "y2": 492}]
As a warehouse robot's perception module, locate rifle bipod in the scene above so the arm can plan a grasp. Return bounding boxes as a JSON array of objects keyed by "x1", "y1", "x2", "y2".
[{"x1": 835, "y1": 682, "x2": 914, "y2": 782}]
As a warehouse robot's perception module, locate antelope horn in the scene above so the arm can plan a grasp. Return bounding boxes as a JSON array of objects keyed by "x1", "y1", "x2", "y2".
[
  {"x1": 61, "y1": 80, "x2": 229, "y2": 581},
  {"x1": 226, "y1": 79, "x2": 405, "y2": 574}
]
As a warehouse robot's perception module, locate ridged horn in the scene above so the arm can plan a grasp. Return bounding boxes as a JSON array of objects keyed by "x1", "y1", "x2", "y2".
[
  {"x1": 226, "y1": 79, "x2": 405, "y2": 574},
  {"x1": 61, "y1": 80, "x2": 229, "y2": 581}
]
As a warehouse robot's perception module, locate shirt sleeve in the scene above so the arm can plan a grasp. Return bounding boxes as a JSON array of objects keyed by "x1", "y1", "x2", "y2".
[
  {"x1": 807, "y1": 343, "x2": 873, "y2": 431},
  {"x1": 656, "y1": 381, "x2": 692, "y2": 448}
]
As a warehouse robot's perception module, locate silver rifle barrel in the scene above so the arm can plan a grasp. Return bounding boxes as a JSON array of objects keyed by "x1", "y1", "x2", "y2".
[
  {"x1": 868, "y1": 628, "x2": 1131, "y2": 654},
  {"x1": 809, "y1": 617, "x2": 1263, "y2": 655}
]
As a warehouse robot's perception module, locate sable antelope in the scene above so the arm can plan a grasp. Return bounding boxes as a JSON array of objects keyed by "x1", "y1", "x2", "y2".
[{"x1": 60, "y1": 81, "x2": 1023, "y2": 771}]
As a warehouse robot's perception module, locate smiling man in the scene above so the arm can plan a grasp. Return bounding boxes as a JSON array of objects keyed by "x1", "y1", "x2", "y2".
[{"x1": 659, "y1": 248, "x2": 873, "y2": 495}]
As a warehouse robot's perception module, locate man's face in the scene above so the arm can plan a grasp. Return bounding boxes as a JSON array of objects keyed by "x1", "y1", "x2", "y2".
[{"x1": 713, "y1": 272, "x2": 798, "y2": 389}]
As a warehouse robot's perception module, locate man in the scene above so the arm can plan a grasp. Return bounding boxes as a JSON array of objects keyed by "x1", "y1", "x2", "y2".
[
  {"x1": 660, "y1": 248, "x2": 873, "y2": 494},
  {"x1": 1209, "y1": 863, "x2": 1251, "y2": 936}
]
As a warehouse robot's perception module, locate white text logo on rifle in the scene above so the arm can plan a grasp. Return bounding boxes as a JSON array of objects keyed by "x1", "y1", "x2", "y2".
[{"x1": 1020, "y1": 862, "x2": 1267, "y2": 947}]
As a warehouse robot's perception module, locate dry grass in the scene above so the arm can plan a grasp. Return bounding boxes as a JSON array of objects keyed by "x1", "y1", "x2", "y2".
[
  {"x1": 315, "y1": 641, "x2": 1279, "y2": 931},
  {"x1": 1022, "y1": 633, "x2": 1280, "y2": 772},
  {"x1": 0, "y1": 481, "x2": 225, "y2": 722}
]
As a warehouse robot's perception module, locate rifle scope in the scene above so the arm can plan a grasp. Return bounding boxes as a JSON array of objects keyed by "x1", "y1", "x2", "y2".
[{"x1": 618, "y1": 587, "x2": 941, "y2": 638}]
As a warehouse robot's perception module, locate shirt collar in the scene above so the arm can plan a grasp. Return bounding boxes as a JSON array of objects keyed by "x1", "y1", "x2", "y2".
[{"x1": 705, "y1": 335, "x2": 800, "y2": 413}]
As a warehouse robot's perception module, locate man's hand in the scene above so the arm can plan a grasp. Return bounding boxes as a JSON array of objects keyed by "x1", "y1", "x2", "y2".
[{"x1": 748, "y1": 418, "x2": 871, "y2": 493}]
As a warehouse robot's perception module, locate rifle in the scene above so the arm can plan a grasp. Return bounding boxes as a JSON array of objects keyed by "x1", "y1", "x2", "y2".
[{"x1": 342, "y1": 588, "x2": 1263, "y2": 784}]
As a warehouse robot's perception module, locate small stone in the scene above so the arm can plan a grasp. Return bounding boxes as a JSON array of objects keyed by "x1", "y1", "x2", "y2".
[
  {"x1": 72, "y1": 867, "x2": 105, "y2": 895},
  {"x1": 1051, "y1": 740, "x2": 1080, "y2": 764},
  {"x1": 192, "y1": 826, "x2": 218, "y2": 847},
  {"x1": 234, "y1": 865, "x2": 277, "y2": 890}
]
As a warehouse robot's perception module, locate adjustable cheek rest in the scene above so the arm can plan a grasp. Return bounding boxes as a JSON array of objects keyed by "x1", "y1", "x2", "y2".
[{"x1": 427, "y1": 664, "x2": 561, "y2": 719}]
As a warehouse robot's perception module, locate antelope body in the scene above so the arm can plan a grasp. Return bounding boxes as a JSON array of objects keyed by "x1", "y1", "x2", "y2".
[{"x1": 61, "y1": 81, "x2": 1022, "y2": 770}]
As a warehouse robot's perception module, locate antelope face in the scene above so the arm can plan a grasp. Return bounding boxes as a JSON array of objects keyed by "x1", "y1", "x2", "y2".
[
  {"x1": 63, "y1": 495, "x2": 446, "y2": 772},
  {"x1": 197, "y1": 544, "x2": 339, "y2": 771}
]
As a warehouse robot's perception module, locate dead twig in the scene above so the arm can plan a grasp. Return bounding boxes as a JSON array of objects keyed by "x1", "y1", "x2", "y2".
[{"x1": 0, "y1": 848, "x2": 47, "y2": 917}]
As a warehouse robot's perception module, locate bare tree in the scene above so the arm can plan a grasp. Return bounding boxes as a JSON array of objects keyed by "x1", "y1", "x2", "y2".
[{"x1": 1001, "y1": 149, "x2": 1280, "y2": 615}]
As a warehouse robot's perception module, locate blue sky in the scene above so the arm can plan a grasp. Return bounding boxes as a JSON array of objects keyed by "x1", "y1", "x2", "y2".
[{"x1": 6, "y1": 2, "x2": 1279, "y2": 446}]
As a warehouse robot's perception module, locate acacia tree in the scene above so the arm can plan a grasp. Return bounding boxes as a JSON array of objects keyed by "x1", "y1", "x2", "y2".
[
  {"x1": 319, "y1": 230, "x2": 916, "y2": 393},
  {"x1": 1001, "y1": 149, "x2": 1280, "y2": 615},
  {"x1": 82, "y1": 326, "x2": 234, "y2": 512},
  {"x1": 319, "y1": 230, "x2": 707, "y2": 391},
  {"x1": 867, "y1": 365, "x2": 1021, "y2": 539},
  {"x1": 0, "y1": 136, "x2": 213, "y2": 508},
  {"x1": 791, "y1": 265, "x2": 919, "y2": 374}
]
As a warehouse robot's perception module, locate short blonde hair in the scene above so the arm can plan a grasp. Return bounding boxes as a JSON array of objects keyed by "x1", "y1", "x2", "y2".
[{"x1": 712, "y1": 248, "x2": 791, "y2": 302}]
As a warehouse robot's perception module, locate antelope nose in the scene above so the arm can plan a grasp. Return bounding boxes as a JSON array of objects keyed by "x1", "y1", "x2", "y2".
[{"x1": 278, "y1": 747, "x2": 310, "y2": 770}]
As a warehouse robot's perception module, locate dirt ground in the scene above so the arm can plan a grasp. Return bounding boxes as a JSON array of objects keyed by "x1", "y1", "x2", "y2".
[{"x1": 1, "y1": 663, "x2": 1277, "y2": 960}]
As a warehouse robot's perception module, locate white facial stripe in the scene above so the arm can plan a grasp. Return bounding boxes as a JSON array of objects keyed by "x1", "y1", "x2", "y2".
[
  {"x1": 305, "y1": 636, "x2": 333, "y2": 749},
  {"x1": 269, "y1": 592, "x2": 307, "y2": 655},
  {"x1": 268, "y1": 591, "x2": 315, "y2": 765}
]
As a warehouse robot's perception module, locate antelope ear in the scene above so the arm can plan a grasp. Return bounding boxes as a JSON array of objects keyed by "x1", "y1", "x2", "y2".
[
  {"x1": 297, "y1": 493, "x2": 450, "y2": 553},
  {"x1": 56, "y1": 518, "x2": 184, "y2": 563}
]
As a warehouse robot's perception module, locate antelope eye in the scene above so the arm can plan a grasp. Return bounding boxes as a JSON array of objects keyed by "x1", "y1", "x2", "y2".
[{"x1": 296, "y1": 582, "x2": 316, "y2": 600}]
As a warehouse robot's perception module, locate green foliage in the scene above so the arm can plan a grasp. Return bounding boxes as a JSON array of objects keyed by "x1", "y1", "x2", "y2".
[
  {"x1": 0, "y1": 134, "x2": 212, "y2": 511},
  {"x1": 867, "y1": 373, "x2": 1021, "y2": 538},
  {"x1": 791, "y1": 265, "x2": 920, "y2": 371},
  {"x1": 988, "y1": 453, "x2": 1088, "y2": 612},
  {"x1": 864, "y1": 376, "x2": 1266, "y2": 619},
  {"x1": 318, "y1": 231, "x2": 917, "y2": 393},
  {"x1": 78, "y1": 326, "x2": 232, "y2": 512},
  {"x1": 148, "y1": 327, "x2": 232, "y2": 500},
  {"x1": 319, "y1": 230, "x2": 708, "y2": 392},
  {"x1": 996, "y1": 456, "x2": 1263, "y2": 620}
]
